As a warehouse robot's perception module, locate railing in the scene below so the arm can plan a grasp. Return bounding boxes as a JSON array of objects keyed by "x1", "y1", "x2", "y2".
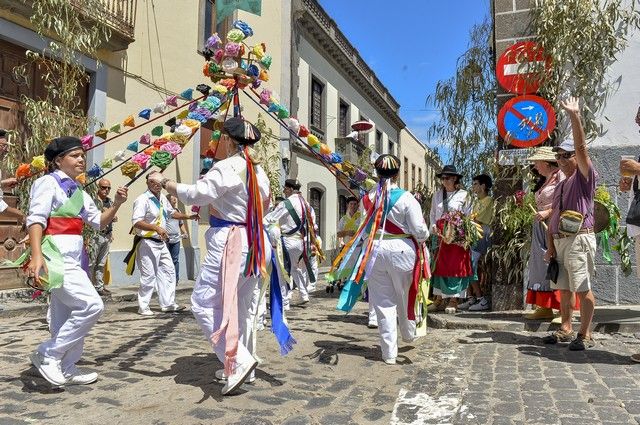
[
  {"x1": 335, "y1": 137, "x2": 364, "y2": 164},
  {"x1": 70, "y1": 0, "x2": 137, "y2": 42}
]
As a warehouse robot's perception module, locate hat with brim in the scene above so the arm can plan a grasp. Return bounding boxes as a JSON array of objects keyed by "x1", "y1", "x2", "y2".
[
  {"x1": 223, "y1": 116, "x2": 261, "y2": 146},
  {"x1": 284, "y1": 178, "x2": 301, "y2": 191},
  {"x1": 436, "y1": 164, "x2": 463, "y2": 179},
  {"x1": 44, "y1": 136, "x2": 83, "y2": 162},
  {"x1": 527, "y1": 146, "x2": 557, "y2": 162},
  {"x1": 552, "y1": 139, "x2": 575, "y2": 153}
]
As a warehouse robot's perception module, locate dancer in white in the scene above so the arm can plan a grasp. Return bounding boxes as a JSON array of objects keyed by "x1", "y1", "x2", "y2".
[{"x1": 23, "y1": 137, "x2": 127, "y2": 386}]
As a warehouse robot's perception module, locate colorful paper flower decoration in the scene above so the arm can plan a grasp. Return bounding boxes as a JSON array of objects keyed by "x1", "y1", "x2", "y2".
[
  {"x1": 126, "y1": 141, "x2": 139, "y2": 152},
  {"x1": 160, "y1": 141, "x2": 182, "y2": 158},
  {"x1": 81, "y1": 135, "x2": 93, "y2": 150},
  {"x1": 87, "y1": 164, "x2": 102, "y2": 178},
  {"x1": 123, "y1": 115, "x2": 135, "y2": 128},
  {"x1": 131, "y1": 153, "x2": 150, "y2": 168},
  {"x1": 121, "y1": 162, "x2": 141, "y2": 179},
  {"x1": 233, "y1": 20, "x2": 254, "y2": 38},
  {"x1": 30, "y1": 155, "x2": 45, "y2": 172},
  {"x1": 139, "y1": 108, "x2": 152, "y2": 120},
  {"x1": 140, "y1": 133, "x2": 151, "y2": 145},
  {"x1": 150, "y1": 151, "x2": 173, "y2": 169}
]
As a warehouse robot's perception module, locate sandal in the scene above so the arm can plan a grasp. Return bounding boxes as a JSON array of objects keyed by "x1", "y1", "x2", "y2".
[
  {"x1": 568, "y1": 333, "x2": 595, "y2": 351},
  {"x1": 542, "y1": 329, "x2": 575, "y2": 344},
  {"x1": 630, "y1": 353, "x2": 640, "y2": 363}
]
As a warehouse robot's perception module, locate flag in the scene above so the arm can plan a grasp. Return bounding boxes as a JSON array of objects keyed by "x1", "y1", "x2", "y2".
[{"x1": 216, "y1": 0, "x2": 261, "y2": 23}]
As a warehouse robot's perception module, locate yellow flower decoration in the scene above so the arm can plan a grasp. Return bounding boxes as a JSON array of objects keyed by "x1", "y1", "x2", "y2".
[{"x1": 30, "y1": 155, "x2": 46, "y2": 172}]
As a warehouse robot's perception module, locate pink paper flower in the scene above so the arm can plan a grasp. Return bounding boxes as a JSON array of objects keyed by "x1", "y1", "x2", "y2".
[
  {"x1": 160, "y1": 141, "x2": 182, "y2": 158},
  {"x1": 131, "y1": 152, "x2": 150, "y2": 168}
]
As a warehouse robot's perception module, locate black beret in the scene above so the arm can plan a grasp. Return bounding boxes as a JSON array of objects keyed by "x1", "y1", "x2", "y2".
[
  {"x1": 0, "y1": 129, "x2": 6, "y2": 138},
  {"x1": 44, "y1": 136, "x2": 83, "y2": 162},
  {"x1": 223, "y1": 117, "x2": 261, "y2": 146},
  {"x1": 284, "y1": 178, "x2": 301, "y2": 190},
  {"x1": 346, "y1": 196, "x2": 359, "y2": 203},
  {"x1": 374, "y1": 154, "x2": 401, "y2": 178}
]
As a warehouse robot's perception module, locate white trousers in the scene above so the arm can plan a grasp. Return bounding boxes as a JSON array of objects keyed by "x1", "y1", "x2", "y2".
[
  {"x1": 191, "y1": 226, "x2": 270, "y2": 369},
  {"x1": 38, "y1": 256, "x2": 104, "y2": 373},
  {"x1": 367, "y1": 239, "x2": 416, "y2": 361},
  {"x1": 136, "y1": 239, "x2": 176, "y2": 310},
  {"x1": 283, "y1": 236, "x2": 309, "y2": 299}
]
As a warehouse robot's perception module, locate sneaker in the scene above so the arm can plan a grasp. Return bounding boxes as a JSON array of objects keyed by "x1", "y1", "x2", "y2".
[
  {"x1": 64, "y1": 367, "x2": 98, "y2": 385},
  {"x1": 444, "y1": 306, "x2": 457, "y2": 314},
  {"x1": 221, "y1": 358, "x2": 259, "y2": 395},
  {"x1": 161, "y1": 304, "x2": 186, "y2": 313},
  {"x1": 367, "y1": 321, "x2": 378, "y2": 329},
  {"x1": 468, "y1": 297, "x2": 490, "y2": 311},
  {"x1": 568, "y1": 333, "x2": 595, "y2": 351},
  {"x1": 383, "y1": 358, "x2": 396, "y2": 365},
  {"x1": 542, "y1": 329, "x2": 575, "y2": 344},
  {"x1": 630, "y1": 353, "x2": 640, "y2": 363},
  {"x1": 138, "y1": 308, "x2": 154, "y2": 316},
  {"x1": 300, "y1": 296, "x2": 310, "y2": 305},
  {"x1": 402, "y1": 336, "x2": 417, "y2": 344},
  {"x1": 96, "y1": 288, "x2": 111, "y2": 297},
  {"x1": 457, "y1": 297, "x2": 477, "y2": 310},
  {"x1": 215, "y1": 368, "x2": 255, "y2": 383},
  {"x1": 256, "y1": 323, "x2": 265, "y2": 331},
  {"x1": 524, "y1": 307, "x2": 554, "y2": 320},
  {"x1": 30, "y1": 351, "x2": 66, "y2": 386}
]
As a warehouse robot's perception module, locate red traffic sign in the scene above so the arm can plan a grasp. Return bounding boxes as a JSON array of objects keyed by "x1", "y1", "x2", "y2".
[
  {"x1": 497, "y1": 95, "x2": 556, "y2": 148},
  {"x1": 496, "y1": 41, "x2": 551, "y2": 95}
]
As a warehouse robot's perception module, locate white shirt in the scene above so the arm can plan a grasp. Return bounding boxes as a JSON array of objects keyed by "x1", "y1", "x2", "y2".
[
  {"x1": 337, "y1": 211, "x2": 361, "y2": 245},
  {"x1": 175, "y1": 154, "x2": 271, "y2": 223},
  {"x1": 264, "y1": 192, "x2": 317, "y2": 236},
  {"x1": 364, "y1": 184, "x2": 430, "y2": 242},
  {"x1": 131, "y1": 190, "x2": 175, "y2": 237},
  {"x1": 429, "y1": 188, "x2": 472, "y2": 231},
  {"x1": 0, "y1": 169, "x2": 7, "y2": 213},
  {"x1": 627, "y1": 187, "x2": 640, "y2": 238},
  {"x1": 26, "y1": 170, "x2": 101, "y2": 257}
]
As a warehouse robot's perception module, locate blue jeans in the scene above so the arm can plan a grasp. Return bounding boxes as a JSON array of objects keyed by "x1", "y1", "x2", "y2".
[{"x1": 167, "y1": 241, "x2": 180, "y2": 283}]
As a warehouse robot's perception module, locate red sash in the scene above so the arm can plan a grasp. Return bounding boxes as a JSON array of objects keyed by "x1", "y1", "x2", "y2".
[{"x1": 44, "y1": 217, "x2": 84, "y2": 235}]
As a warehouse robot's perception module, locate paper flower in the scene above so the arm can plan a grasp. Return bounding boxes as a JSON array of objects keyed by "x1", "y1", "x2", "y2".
[
  {"x1": 298, "y1": 125, "x2": 310, "y2": 137},
  {"x1": 196, "y1": 84, "x2": 211, "y2": 96},
  {"x1": 174, "y1": 124, "x2": 193, "y2": 137},
  {"x1": 203, "y1": 96, "x2": 222, "y2": 111},
  {"x1": 212, "y1": 130, "x2": 221, "y2": 141},
  {"x1": 283, "y1": 118, "x2": 300, "y2": 134},
  {"x1": 109, "y1": 123, "x2": 121, "y2": 133},
  {"x1": 126, "y1": 141, "x2": 139, "y2": 152},
  {"x1": 123, "y1": 115, "x2": 135, "y2": 128},
  {"x1": 177, "y1": 110, "x2": 189, "y2": 120},
  {"x1": 246, "y1": 64, "x2": 260, "y2": 78},
  {"x1": 187, "y1": 112, "x2": 208, "y2": 123},
  {"x1": 330, "y1": 153, "x2": 343, "y2": 164},
  {"x1": 15, "y1": 163, "x2": 31, "y2": 179},
  {"x1": 233, "y1": 20, "x2": 253, "y2": 37},
  {"x1": 180, "y1": 88, "x2": 194, "y2": 100},
  {"x1": 212, "y1": 84, "x2": 228, "y2": 94},
  {"x1": 259, "y1": 69, "x2": 269, "y2": 81},
  {"x1": 121, "y1": 162, "x2": 141, "y2": 179},
  {"x1": 203, "y1": 157, "x2": 214, "y2": 169},
  {"x1": 267, "y1": 102, "x2": 279, "y2": 113},
  {"x1": 131, "y1": 152, "x2": 150, "y2": 168},
  {"x1": 226, "y1": 28, "x2": 245, "y2": 43},
  {"x1": 208, "y1": 62, "x2": 221, "y2": 76},
  {"x1": 160, "y1": 141, "x2": 182, "y2": 158},
  {"x1": 219, "y1": 79, "x2": 236, "y2": 91},
  {"x1": 221, "y1": 57, "x2": 238, "y2": 73},
  {"x1": 214, "y1": 49, "x2": 224, "y2": 64},
  {"x1": 151, "y1": 126, "x2": 164, "y2": 136},
  {"x1": 182, "y1": 119, "x2": 201, "y2": 129},
  {"x1": 113, "y1": 150, "x2": 127, "y2": 162},
  {"x1": 153, "y1": 102, "x2": 166, "y2": 114},
  {"x1": 259, "y1": 89, "x2": 272, "y2": 105},
  {"x1": 150, "y1": 151, "x2": 173, "y2": 169},
  {"x1": 139, "y1": 108, "x2": 152, "y2": 120},
  {"x1": 251, "y1": 79, "x2": 261, "y2": 89},
  {"x1": 224, "y1": 42, "x2": 241, "y2": 57},
  {"x1": 101, "y1": 158, "x2": 113, "y2": 169},
  {"x1": 165, "y1": 95, "x2": 178, "y2": 107},
  {"x1": 170, "y1": 133, "x2": 190, "y2": 147},
  {"x1": 277, "y1": 106, "x2": 290, "y2": 119},
  {"x1": 76, "y1": 173, "x2": 86, "y2": 185},
  {"x1": 252, "y1": 44, "x2": 265, "y2": 59},
  {"x1": 140, "y1": 133, "x2": 151, "y2": 145},
  {"x1": 30, "y1": 155, "x2": 46, "y2": 172},
  {"x1": 191, "y1": 205, "x2": 201, "y2": 213},
  {"x1": 319, "y1": 143, "x2": 331, "y2": 155},
  {"x1": 307, "y1": 134, "x2": 321, "y2": 148},
  {"x1": 95, "y1": 128, "x2": 108, "y2": 139},
  {"x1": 260, "y1": 55, "x2": 272, "y2": 70},
  {"x1": 143, "y1": 146, "x2": 158, "y2": 156},
  {"x1": 87, "y1": 164, "x2": 102, "y2": 178},
  {"x1": 205, "y1": 33, "x2": 222, "y2": 50},
  {"x1": 80, "y1": 135, "x2": 93, "y2": 150},
  {"x1": 153, "y1": 138, "x2": 169, "y2": 149}
]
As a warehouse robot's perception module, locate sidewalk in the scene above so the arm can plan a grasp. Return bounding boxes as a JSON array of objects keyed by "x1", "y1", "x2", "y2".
[
  {"x1": 428, "y1": 305, "x2": 640, "y2": 334},
  {"x1": 0, "y1": 280, "x2": 195, "y2": 319}
]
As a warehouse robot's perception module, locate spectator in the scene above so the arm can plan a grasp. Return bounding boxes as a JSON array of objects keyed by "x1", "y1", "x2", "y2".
[
  {"x1": 0, "y1": 129, "x2": 25, "y2": 223},
  {"x1": 89, "y1": 178, "x2": 115, "y2": 296},
  {"x1": 543, "y1": 97, "x2": 598, "y2": 351},
  {"x1": 165, "y1": 194, "x2": 189, "y2": 284}
]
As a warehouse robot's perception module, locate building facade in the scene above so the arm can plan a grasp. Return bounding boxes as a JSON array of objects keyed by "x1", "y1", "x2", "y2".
[{"x1": 399, "y1": 128, "x2": 437, "y2": 194}]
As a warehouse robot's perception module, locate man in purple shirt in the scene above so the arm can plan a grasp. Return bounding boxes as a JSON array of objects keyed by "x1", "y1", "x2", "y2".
[{"x1": 543, "y1": 97, "x2": 597, "y2": 351}]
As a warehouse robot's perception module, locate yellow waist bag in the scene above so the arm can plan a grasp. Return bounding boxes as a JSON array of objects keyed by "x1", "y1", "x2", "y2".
[{"x1": 558, "y1": 183, "x2": 585, "y2": 236}]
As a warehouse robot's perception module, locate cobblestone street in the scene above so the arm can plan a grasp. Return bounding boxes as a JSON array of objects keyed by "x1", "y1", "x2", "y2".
[{"x1": 1, "y1": 286, "x2": 640, "y2": 424}]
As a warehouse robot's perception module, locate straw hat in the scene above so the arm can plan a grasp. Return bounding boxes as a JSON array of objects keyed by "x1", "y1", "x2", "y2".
[{"x1": 527, "y1": 146, "x2": 556, "y2": 162}]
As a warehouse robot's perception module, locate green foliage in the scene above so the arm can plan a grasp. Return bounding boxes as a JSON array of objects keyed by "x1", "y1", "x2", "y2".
[
  {"x1": 530, "y1": 0, "x2": 640, "y2": 140},
  {"x1": 357, "y1": 147, "x2": 373, "y2": 174},
  {"x1": 426, "y1": 16, "x2": 497, "y2": 180},
  {"x1": 252, "y1": 114, "x2": 282, "y2": 200}
]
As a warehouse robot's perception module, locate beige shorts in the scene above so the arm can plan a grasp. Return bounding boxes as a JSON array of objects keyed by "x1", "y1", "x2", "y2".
[{"x1": 551, "y1": 233, "x2": 596, "y2": 293}]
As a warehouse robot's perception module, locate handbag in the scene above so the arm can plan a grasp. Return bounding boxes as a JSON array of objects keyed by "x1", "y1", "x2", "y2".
[
  {"x1": 626, "y1": 176, "x2": 640, "y2": 226},
  {"x1": 546, "y1": 257, "x2": 559, "y2": 283},
  {"x1": 558, "y1": 181, "x2": 585, "y2": 236}
]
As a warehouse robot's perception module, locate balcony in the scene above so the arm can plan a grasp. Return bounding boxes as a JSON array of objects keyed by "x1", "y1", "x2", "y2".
[
  {"x1": 0, "y1": 0, "x2": 137, "y2": 51},
  {"x1": 335, "y1": 137, "x2": 365, "y2": 165}
]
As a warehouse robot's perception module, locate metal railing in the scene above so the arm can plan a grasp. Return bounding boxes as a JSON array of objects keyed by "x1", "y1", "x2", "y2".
[{"x1": 71, "y1": 0, "x2": 137, "y2": 41}]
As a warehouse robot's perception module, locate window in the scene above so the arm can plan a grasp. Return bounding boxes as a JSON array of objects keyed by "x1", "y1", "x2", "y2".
[
  {"x1": 388, "y1": 139, "x2": 394, "y2": 155},
  {"x1": 411, "y1": 164, "x2": 416, "y2": 190},
  {"x1": 310, "y1": 77, "x2": 324, "y2": 131},
  {"x1": 404, "y1": 157, "x2": 409, "y2": 190},
  {"x1": 203, "y1": 1, "x2": 232, "y2": 48},
  {"x1": 309, "y1": 188, "x2": 323, "y2": 240},
  {"x1": 418, "y1": 167, "x2": 423, "y2": 185},
  {"x1": 338, "y1": 195, "x2": 347, "y2": 218},
  {"x1": 358, "y1": 114, "x2": 368, "y2": 145},
  {"x1": 375, "y1": 130, "x2": 383, "y2": 154},
  {"x1": 339, "y1": 100, "x2": 349, "y2": 137}
]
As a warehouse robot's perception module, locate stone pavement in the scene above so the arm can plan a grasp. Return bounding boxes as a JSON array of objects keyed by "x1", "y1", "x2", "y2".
[{"x1": 1, "y1": 286, "x2": 640, "y2": 424}]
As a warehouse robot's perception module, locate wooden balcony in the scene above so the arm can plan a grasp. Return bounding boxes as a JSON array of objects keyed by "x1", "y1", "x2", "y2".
[{"x1": 0, "y1": 0, "x2": 137, "y2": 51}]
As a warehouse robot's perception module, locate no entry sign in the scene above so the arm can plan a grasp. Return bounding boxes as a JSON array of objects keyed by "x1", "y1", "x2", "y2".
[
  {"x1": 497, "y1": 95, "x2": 556, "y2": 148},
  {"x1": 496, "y1": 41, "x2": 551, "y2": 95}
]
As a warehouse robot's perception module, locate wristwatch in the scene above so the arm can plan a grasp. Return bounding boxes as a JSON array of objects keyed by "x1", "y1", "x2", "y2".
[{"x1": 160, "y1": 178, "x2": 171, "y2": 189}]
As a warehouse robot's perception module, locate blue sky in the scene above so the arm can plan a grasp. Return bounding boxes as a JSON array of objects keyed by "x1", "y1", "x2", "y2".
[{"x1": 317, "y1": 0, "x2": 491, "y2": 149}]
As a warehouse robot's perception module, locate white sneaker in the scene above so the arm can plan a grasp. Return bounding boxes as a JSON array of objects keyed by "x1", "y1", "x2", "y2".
[
  {"x1": 64, "y1": 367, "x2": 98, "y2": 385},
  {"x1": 215, "y1": 368, "x2": 256, "y2": 383},
  {"x1": 367, "y1": 321, "x2": 378, "y2": 329},
  {"x1": 221, "y1": 358, "x2": 259, "y2": 395},
  {"x1": 30, "y1": 351, "x2": 66, "y2": 386},
  {"x1": 283, "y1": 304, "x2": 290, "y2": 311},
  {"x1": 468, "y1": 297, "x2": 490, "y2": 311},
  {"x1": 383, "y1": 358, "x2": 396, "y2": 365},
  {"x1": 256, "y1": 323, "x2": 265, "y2": 331},
  {"x1": 457, "y1": 297, "x2": 477, "y2": 310},
  {"x1": 161, "y1": 304, "x2": 185, "y2": 313},
  {"x1": 138, "y1": 308, "x2": 154, "y2": 316},
  {"x1": 444, "y1": 306, "x2": 457, "y2": 314},
  {"x1": 300, "y1": 296, "x2": 310, "y2": 304}
]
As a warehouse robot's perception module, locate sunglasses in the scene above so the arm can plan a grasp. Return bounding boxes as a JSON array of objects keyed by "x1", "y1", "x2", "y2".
[
  {"x1": 441, "y1": 175, "x2": 456, "y2": 181},
  {"x1": 99, "y1": 186, "x2": 111, "y2": 190},
  {"x1": 555, "y1": 152, "x2": 574, "y2": 160}
]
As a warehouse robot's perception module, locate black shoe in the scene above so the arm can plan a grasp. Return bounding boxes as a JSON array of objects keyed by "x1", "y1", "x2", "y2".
[
  {"x1": 542, "y1": 329, "x2": 575, "y2": 344},
  {"x1": 568, "y1": 333, "x2": 595, "y2": 351}
]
